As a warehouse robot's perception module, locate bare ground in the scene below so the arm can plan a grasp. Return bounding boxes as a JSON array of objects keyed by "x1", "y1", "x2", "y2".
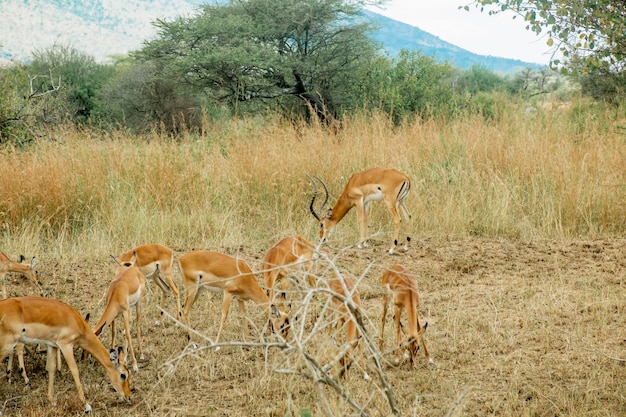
[{"x1": 1, "y1": 237, "x2": 625, "y2": 417}]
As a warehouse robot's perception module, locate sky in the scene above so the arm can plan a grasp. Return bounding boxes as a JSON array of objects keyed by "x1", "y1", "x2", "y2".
[{"x1": 367, "y1": 0, "x2": 553, "y2": 65}]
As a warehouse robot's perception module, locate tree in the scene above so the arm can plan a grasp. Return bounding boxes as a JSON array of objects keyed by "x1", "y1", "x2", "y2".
[
  {"x1": 0, "y1": 60, "x2": 64, "y2": 145},
  {"x1": 29, "y1": 46, "x2": 113, "y2": 124},
  {"x1": 469, "y1": 1, "x2": 625, "y2": 76},
  {"x1": 354, "y1": 51, "x2": 457, "y2": 123},
  {"x1": 96, "y1": 60, "x2": 201, "y2": 133},
  {"x1": 137, "y1": 0, "x2": 382, "y2": 123},
  {"x1": 454, "y1": 65, "x2": 507, "y2": 96}
]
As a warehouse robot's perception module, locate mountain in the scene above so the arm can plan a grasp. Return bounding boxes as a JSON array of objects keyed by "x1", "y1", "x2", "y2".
[
  {"x1": 363, "y1": 11, "x2": 541, "y2": 73},
  {"x1": 0, "y1": 0, "x2": 541, "y2": 73}
]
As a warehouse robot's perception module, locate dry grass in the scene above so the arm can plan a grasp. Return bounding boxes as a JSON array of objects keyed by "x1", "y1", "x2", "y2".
[
  {"x1": 1, "y1": 102, "x2": 625, "y2": 416},
  {"x1": 1, "y1": 238, "x2": 624, "y2": 417}
]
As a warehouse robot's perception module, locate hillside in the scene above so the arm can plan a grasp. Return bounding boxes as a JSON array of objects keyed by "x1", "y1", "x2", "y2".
[
  {"x1": 0, "y1": 0, "x2": 541, "y2": 72},
  {"x1": 364, "y1": 11, "x2": 540, "y2": 73}
]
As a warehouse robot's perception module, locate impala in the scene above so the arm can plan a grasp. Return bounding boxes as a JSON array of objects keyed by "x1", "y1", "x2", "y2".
[
  {"x1": 1, "y1": 252, "x2": 42, "y2": 382},
  {"x1": 117, "y1": 243, "x2": 182, "y2": 325},
  {"x1": 326, "y1": 274, "x2": 362, "y2": 376},
  {"x1": 262, "y1": 235, "x2": 318, "y2": 303},
  {"x1": 179, "y1": 250, "x2": 290, "y2": 343},
  {"x1": 92, "y1": 252, "x2": 152, "y2": 372},
  {"x1": 380, "y1": 264, "x2": 433, "y2": 365},
  {"x1": 0, "y1": 296, "x2": 131, "y2": 412},
  {"x1": 0, "y1": 251, "x2": 40, "y2": 297},
  {"x1": 308, "y1": 167, "x2": 412, "y2": 254}
]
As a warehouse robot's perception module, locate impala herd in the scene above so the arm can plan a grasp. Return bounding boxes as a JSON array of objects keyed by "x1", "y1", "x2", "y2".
[{"x1": 0, "y1": 167, "x2": 433, "y2": 413}]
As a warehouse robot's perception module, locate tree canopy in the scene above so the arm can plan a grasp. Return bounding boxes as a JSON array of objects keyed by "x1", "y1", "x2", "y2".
[
  {"x1": 138, "y1": 0, "x2": 383, "y2": 122},
  {"x1": 470, "y1": 1, "x2": 625, "y2": 75}
]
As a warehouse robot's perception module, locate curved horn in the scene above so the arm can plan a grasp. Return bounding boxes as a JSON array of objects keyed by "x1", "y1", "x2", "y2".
[
  {"x1": 306, "y1": 174, "x2": 321, "y2": 221},
  {"x1": 315, "y1": 175, "x2": 329, "y2": 214}
]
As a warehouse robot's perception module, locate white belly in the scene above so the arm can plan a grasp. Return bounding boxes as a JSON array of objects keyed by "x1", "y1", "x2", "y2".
[{"x1": 18, "y1": 334, "x2": 58, "y2": 348}]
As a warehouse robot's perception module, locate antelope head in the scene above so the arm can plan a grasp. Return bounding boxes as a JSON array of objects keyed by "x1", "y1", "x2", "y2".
[{"x1": 306, "y1": 174, "x2": 332, "y2": 242}]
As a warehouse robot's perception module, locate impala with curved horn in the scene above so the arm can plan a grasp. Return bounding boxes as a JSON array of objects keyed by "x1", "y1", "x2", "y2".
[{"x1": 308, "y1": 167, "x2": 412, "y2": 254}]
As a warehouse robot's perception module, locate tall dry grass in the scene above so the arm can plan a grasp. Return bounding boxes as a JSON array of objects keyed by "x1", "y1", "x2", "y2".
[
  {"x1": 0, "y1": 100, "x2": 623, "y2": 259},
  {"x1": 0, "y1": 101, "x2": 625, "y2": 417}
]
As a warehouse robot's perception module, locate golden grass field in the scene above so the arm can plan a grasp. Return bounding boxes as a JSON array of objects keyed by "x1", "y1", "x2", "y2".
[{"x1": 1, "y1": 103, "x2": 625, "y2": 416}]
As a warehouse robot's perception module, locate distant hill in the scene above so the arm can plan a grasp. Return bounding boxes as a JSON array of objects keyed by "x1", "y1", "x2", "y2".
[
  {"x1": 364, "y1": 11, "x2": 542, "y2": 73},
  {"x1": 0, "y1": 0, "x2": 541, "y2": 73}
]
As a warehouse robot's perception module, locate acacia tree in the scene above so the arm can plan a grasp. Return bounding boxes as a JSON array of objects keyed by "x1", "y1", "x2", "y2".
[
  {"x1": 469, "y1": 1, "x2": 625, "y2": 75},
  {"x1": 138, "y1": 0, "x2": 383, "y2": 123}
]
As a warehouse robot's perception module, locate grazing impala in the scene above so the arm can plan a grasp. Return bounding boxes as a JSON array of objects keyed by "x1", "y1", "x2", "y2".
[
  {"x1": 262, "y1": 235, "x2": 318, "y2": 303},
  {"x1": 308, "y1": 167, "x2": 412, "y2": 254},
  {"x1": 117, "y1": 244, "x2": 181, "y2": 325},
  {"x1": 0, "y1": 251, "x2": 41, "y2": 297},
  {"x1": 380, "y1": 264, "x2": 434, "y2": 366},
  {"x1": 179, "y1": 250, "x2": 290, "y2": 343},
  {"x1": 92, "y1": 252, "x2": 153, "y2": 372},
  {"x1": 0, "y1": 296, "x2": 131, "y2": 413},
  {"x1": 327, "y1": 274, "x2": 362, "y2": 377}
]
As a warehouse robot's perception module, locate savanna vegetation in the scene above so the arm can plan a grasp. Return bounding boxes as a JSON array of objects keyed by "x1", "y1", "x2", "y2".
[{"x1": 1, "y1": 0, "x2": 625, "y2": 416}]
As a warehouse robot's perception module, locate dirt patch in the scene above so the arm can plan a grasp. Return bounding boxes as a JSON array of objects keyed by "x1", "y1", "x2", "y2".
[{"x1": 2, "y1": 237, "x2": 625, "y2": 416}]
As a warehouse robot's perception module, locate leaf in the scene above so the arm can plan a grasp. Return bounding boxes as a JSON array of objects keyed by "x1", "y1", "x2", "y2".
[{"x1": 547, "y1": 38, "x2": 554, "y2": 47}]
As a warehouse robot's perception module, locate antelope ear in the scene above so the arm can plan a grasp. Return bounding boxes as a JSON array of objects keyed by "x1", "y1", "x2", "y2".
[
  {"x1": 110, "y1": 348, "x2": 119, "y2": 364},
  {"x1": 110, "y1": 255, "x2": 123, "y2": 267},
  {"x1": 324, "y1": 208, "x2": 332, "y2": 219},
  {"x1": 30, "y1": 256, "x2": 37, "y2": 268},
  {"x1": 270, "y1": 304, "x2": 281, "y2": 319}
]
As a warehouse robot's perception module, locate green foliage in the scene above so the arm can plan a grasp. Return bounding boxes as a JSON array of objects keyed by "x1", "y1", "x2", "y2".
[
  {"x1": 29, "y1": 45, "x2": 114, "y2": 124},
  {"x1": 578, "y1": 69, "x2": 626, "y2": 103},
  {"x1": 137, "y1": 0, "x2": 380, "y2": 122},
  {"x1": 507, "y1": 67, "x2": 563, "y2": 97},
  {"x1": 0, "y1": 64, "x2": 35, "y2": 145},
  {"x1": 354, "y1": 50, "x2": 457, "y2": 122},
  {"x1": 472, "y1": 1, "x2": 625, "y2": 73},
  {"x1": 471, "y1": 1, "x2": 625, "y2": 100},
  {"x1": 95, "y1": 59, "x2": 204, "y2": 133},
  {"x1": 454, "y1": 65, "x2": 508, "y2": 95}
]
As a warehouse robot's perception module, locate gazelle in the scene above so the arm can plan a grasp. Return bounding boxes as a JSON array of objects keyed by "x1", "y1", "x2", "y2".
[
  {"x1": 262, "y1": 235, "x2": 318, "y2": 304},
  {"x1": 0, "y1": 296, "x2": 132, "y2": 413},
  {"x1": 380, "y1": 264, "x2": 434, "y2": 366},
  {"x1": 117, "y1": 244, "x2": 181, "y2": 326},
  {"x1": 326, "y1": 274, "x2": 363, "y2": 377},
  {"x1": 308, "y1": 167, "x2": 412, "y2": 254},
  {"x1": 1, "y1": 251, "x2": 42, "y2": 383},
  {"x1": 0, "y1": 251, "x2": 41, "y2": 298},
  {"x1": 92, "y1": 252, "x2": 152, "y2": 372},
  {"x1": 179, "y1": 250, "x2": 290, "y2": 343}
]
